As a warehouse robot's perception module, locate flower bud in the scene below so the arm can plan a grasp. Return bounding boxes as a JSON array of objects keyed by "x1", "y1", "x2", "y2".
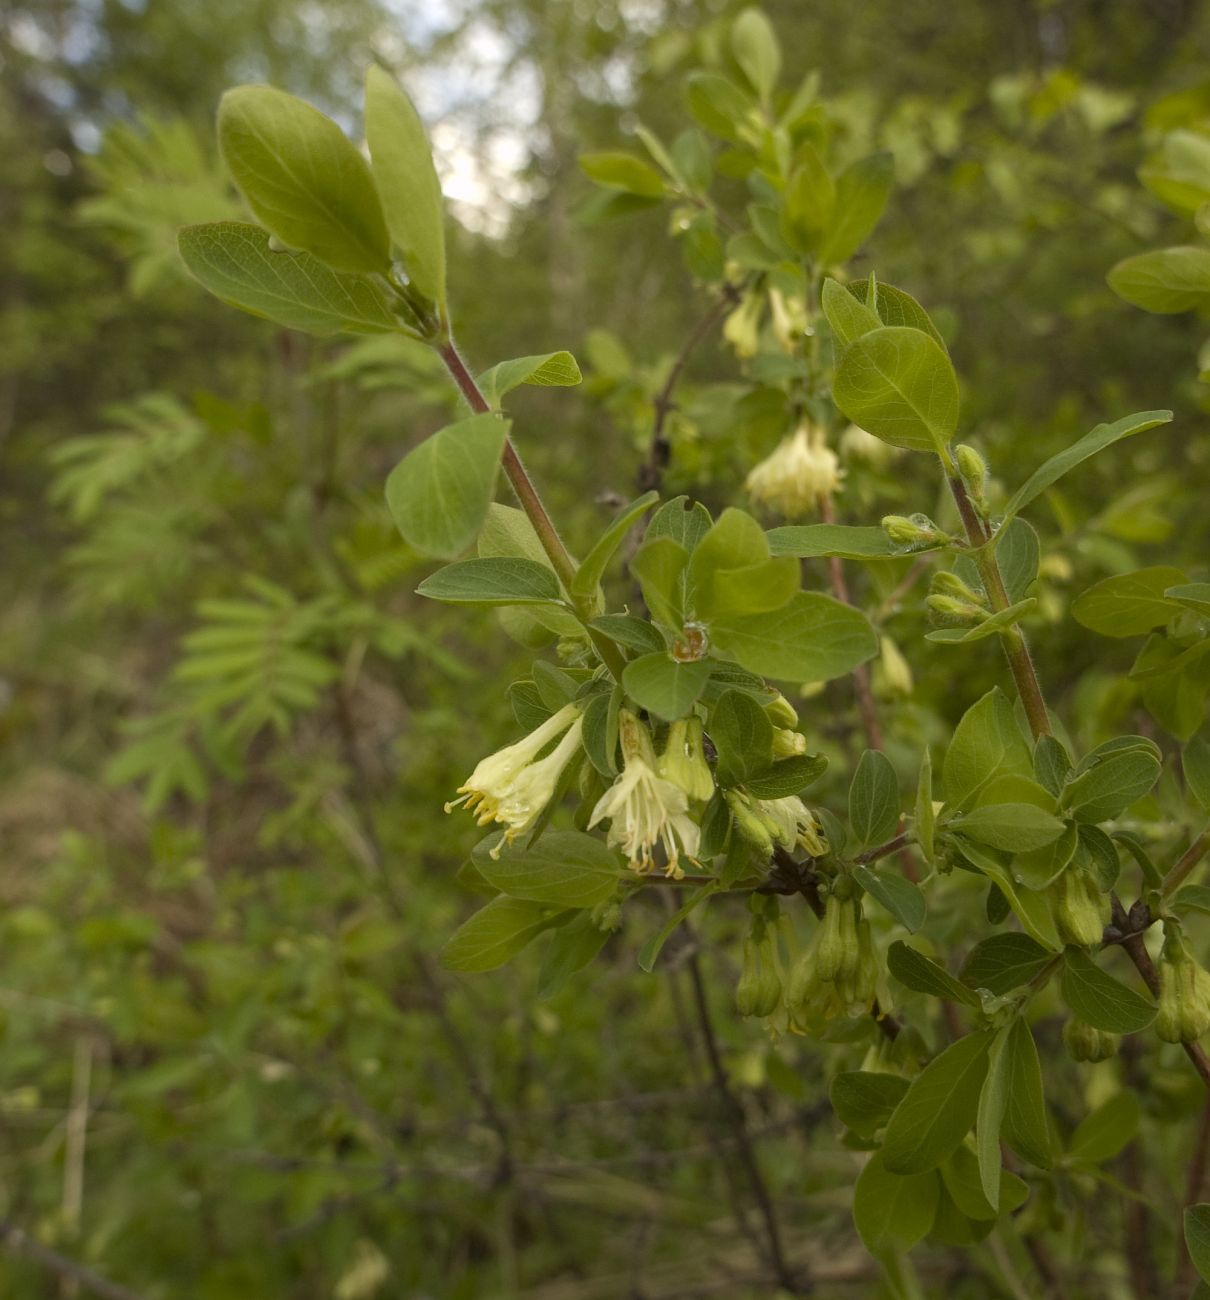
[
  {"x1": 955, "y1": 444, "x2": 988, "y2": 506},
  {"x1": 786, "y1": 948, "x2": 817, "y2": 1010},
  {"x1": 1049, "y1": 864, "x2": 1107, "y2": 948},
  {"x1": 736, "y1": 936, "x2": 782, "y2": 1018},
  {"x1": 1063, "y1": 1017, "x2": 1119, "y2": 1063},
  {"x1": 816, "y1": 894, "x2": 860, "y2": 985},
  {"x1": 772, "y1": 727, "x2": 807, "y2": 758},
  {"x1": 764, "y1": 693, "x2": 799, "y2": 729},
  {"x1": 881, "y1": 513, "x2": 948, "y2": 550},
  {"x1": 768, "y1": 287, "x2": 808, "y2": 353},
  {"x1": 723, "y1": 292, "x2": 764, "y2": 357},
  {"x1": 658, "y1": 717, "x2": 714, "y2": 803},
  {"x1": 725, "y1": 790, "x2": 774, "y2": 857},
  {"x1": 878, "y1": 635, "x2": 913, "y2": 696},
  {"x1": 1157, "y1": 925, "x2": 1210, "y2": 1043},
  {"x1": 930, "y1": 570, "x2": 987, "y2": 606},
  {"x1": 926, "y1": 593, "x2": 987, "y2": 625}
]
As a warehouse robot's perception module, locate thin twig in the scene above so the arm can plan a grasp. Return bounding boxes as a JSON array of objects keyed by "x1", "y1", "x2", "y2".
[
  {"x1": 0, "y1": 1222, "x2": 148, "y2": 1300},
  {"x1": 683, "y1": 947, "x2": 810, "y2": 1295},
  {"x1": 640, "y1": 283, "x2": 742, "y2": 495}
]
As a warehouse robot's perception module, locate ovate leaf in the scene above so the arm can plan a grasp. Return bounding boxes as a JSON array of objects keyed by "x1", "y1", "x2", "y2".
[
  {"x1": 832, "y1": 325, "x2": 960, "y2": 453},
  {"x1": 1002, "y1": 412, "x2": 1172, "y2": 521},
  {"x1": 853, "y1": 1152, "x2": 940, "y2": 1252},
  {"x1": 441, "y1": 896, "x2": 567, "y2": 972},
  {"x1": 218, "y1": 85, "x2": 389, "y2": 273},
  {"x1": 1108, "y1": 246, "x2": 1210, "y2": 313},
  {"x1": 178, "y1": 223, "x2": 399, "y2": 335},
  {"x1": 386, "y1": 413, "x2": 509, "y2": 559},
  {"x1": 882, "y1": 1031, "x2": 994, "y2": 1174},
  {"x1": 1060, "y1": 948, "x2": 1156, "y2": 1033},
  {"x1": 710, "y1": 592, "x2": 878, "y2": 683},
  {"x1": 365, "y1": 64, "x2": 447, "y2": 307},
  {"x1": 472, "y1": 832, "x2": 626, "y2": 908},
  {"x1": 417, "y1": 557, "x2": 563, "y2": 605},
  {"x1": 477, "y1": 351, "x2": 583, "y2": 410}
]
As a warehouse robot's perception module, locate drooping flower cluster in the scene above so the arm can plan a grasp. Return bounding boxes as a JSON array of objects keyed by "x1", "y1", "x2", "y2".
[
  {"x1": 590, "y1": 710, "x2": 702, "y2": 879},
  {"x1": 446, "y1": 702, "x2": 584, "y2": 856},
  {"x1": 745, "y1": 422, "x2": 843, "y2": 517}
]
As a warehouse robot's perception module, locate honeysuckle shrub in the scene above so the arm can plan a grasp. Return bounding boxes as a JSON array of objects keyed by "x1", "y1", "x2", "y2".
[{"x1": 22, "y1": 6, "x2": 1210, "y2": 1298}]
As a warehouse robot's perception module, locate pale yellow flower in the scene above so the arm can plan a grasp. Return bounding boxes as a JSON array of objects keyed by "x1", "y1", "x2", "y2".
[
  {"x1": 746, "y1": 424, "x2": 843, "y2": 517},
  {"x1": 446, "y1": 703, "x2": 583, "y2": 854},
  {"x1": 590, "y1": 711, "x2": 701, "y2": 879}
]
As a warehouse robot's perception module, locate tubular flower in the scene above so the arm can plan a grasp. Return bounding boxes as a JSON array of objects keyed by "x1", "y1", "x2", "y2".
[
  {"x1": 758, "y1": 795, "x2": 828, "y2": 856},
  {"x1": 590, "y1": 710, "x2": 701, "y2": 879},
  {"x1": 745, "y1": 423, "x2": 843, "y2": 518},
  {"x1": 658, "y1": 716, "x2": 715, "y2": 803},
  {"x1": 446, "y1": 703, "x2": 583, "y2": 855}
]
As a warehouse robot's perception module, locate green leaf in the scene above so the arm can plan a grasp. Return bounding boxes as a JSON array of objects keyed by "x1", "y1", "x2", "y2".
[
  {"x1": 914, "y1": 749, "x2": 936, "y2": 863},
  {"x1": 1034, "y1": 735, "x2": 1073, "y2": 799},
  {"x1": 622, "y1": 654, "x2": 711, "y2": 722},
  {"x1": 832, "y1": 325, "x2": 960, "y2": 453},
  {"x1": 767, "y1": 522, "x2": 899, "y2": 559},
  {"x1": 995, "y1": 517, "x2": 1040, "y2": 603},
  {"x1": 685, "y1": 72, "x2": 754, "y2": 142},
  {"x1": 955, "y1": 840, "x2": 1062, "y2": 951},
  {"x1": 1071, "y1": 566, "x2": 1185, "y2": 637},
  {"x1": 849, "y1": 749, "x2": 900, "y2": 848},
  {"x1": 217, "y1": 85, "x2": 389, "y2": 273},
  {"x1": 705, "y1": 557, "x2": 800, "y2": 619},
  {"x1": 976, "y1": 1026, "x2": 1009, "y2": 1211},
  {"x1": 1068, "y1": 1092, "x2": 1140, "y2": 1163},
  {"x1": 579, "y1": 151, "x2": 667, "y2": 197},
  {"x1": 1002, "y1": 412, "x2": 1173, "y2": 521},
  {"x1": 178, "y1": 223, "x2": 399, "y2": 335},
  {"x1": 1012, "y1": 819, "x2": 1078, "y2": 889},
  {"x1": 590, "y1": 615, "x2": 665, "y2": 656},
  {"x1": 385, "y1": 413, "x2": 508, "y2": 559},
  {"x1": 818, "y1": 152, "x2": 894, "y2": 265},
  {"x1": 959, "y1": 934, "x2": 1053, "y2": 996},
  {"x1": 940, "y1": 1147, "x2": 1029, "y2": 1223},
  {"x1": 743, "y1": 753, "x2": 828, "y2": 798},
  {"x1": 1168, "y1": 583, "x2": 1210, "y2": 616},
  {"x1": 710, "y1": 689, "x2": 774, "y2": 786},
  {"x1": 1001, "y1": 1017, "x2": 1054, "y2": 1169},
  {"x1": 949, "y1": 803, "x2": 1066, "y2": 853},
  {"x1": 1173, "y1": 884, "x2": 1210, "y2": 915},
  {"x1": 852, "y1": 865, "x2": 925, "y2": 932},
  {"x1": 924, "y1": 598, "x2": 1038, "y2": 646},
  {"x1": 537, "y1": 912, "x2": 611, "y2": 999},
  {"x1": 1185, "y1": 737, "x2": 1210, "y2": 811},
  {"x1": 416, "y1": 557, "x2": 563, "y2": 605},
  {"x1": 631, "y1": 537, "x2": 689, "y2": 627},
  {"x1": 582, "y1": 688, "x2": 620, "y2": 777},
  {"x1": 830, "y1": 1071, "x2": 910, "y2": 1137},
  {"x1": 882, "y1": 1031, "x2": 994, "y2": 1174},
  {"x1": 476, "y1": 351, "x2": 583, "y2": 411},
  {"x1": 441, "y1": 896, "x2": 568, "y2": 972},
  {"x1": 572, "y1": 491, "x2": 659, "y2": 602},
  {"x1": 472, "y1": 832, "x2": 626, "y2": 908},
  {"x1": 1108, "y1": 246, "x2": 1210, "y2": 313},
  {"x1": 1062, "y1": 748, "x2": 1161, "y2": 823},
  {"x1": 710, "y1": 592, "x2": 878, "y2": 683},
  {"x1": 645, "y1": 496, "x2": 713, "y2": 552},
  {"x1": 821, "y1": 275, "x2": 883, "y2": 347},
  {"x1": 887, "y1": 941, "x2": 980, "y2": 1006},
  {"x1": 1060, "y1": 948, "x2": 1156, "y2": 1033},
  {"x1": 730, "y1": 7, "x2": 781, "y2": 101},
  {"x1": 783, "y1": 144, "x2": 835, "y2": 250},
  {"x1": 687, "y1": 508, "x2": 769, "y2": 603},
  {"x1": 943, "y1": 688, "x2": 1033, "y2": 812},
  {"x1": 853, "y1": 1152, "x2": 940, "y2": 1252},
  {"x1": 1186, "y1": 1206, "x2": 1210, "y2": 1286},
  {"x1": 364, "y1": 64, "x2": 446, "y2": 307},
  {"x1": 849, "y1": 279, "x2": 947, "y2": 347}
]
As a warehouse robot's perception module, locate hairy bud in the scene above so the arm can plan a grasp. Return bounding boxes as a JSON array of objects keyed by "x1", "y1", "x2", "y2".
[
  {"x1": 1049, "y1": 864, "x2": 1107, "y2": 948},
  {"x1": 1063, "y1": 1017, "x2": 1119, "y2": 1063},
  {"x1": 881, "y1": 513, "x2": 948, "y2": 550}
]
